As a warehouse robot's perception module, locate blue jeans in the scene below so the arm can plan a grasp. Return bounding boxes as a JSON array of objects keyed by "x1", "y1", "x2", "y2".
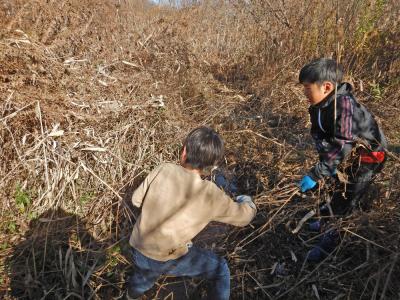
[{"x1": 128, "y1": 246, "x2": 230, "y2": 300}]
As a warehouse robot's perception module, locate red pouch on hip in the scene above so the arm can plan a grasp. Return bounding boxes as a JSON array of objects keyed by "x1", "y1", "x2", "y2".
[{"x1": 360, "y1": 151, "x2": 385, "y2": 163}]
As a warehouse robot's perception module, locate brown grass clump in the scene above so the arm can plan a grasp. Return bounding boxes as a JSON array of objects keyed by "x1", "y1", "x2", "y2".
[{"x1": 0, "y1": 0, "x2": 399, "y2": 299}]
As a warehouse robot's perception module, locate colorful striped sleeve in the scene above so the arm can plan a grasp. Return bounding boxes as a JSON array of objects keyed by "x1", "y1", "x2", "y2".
[
  {"x1": 336, "y1": 96, "x2": 354, "y2": 141},
  {"x1": 309, "y1": 96, "x2": 355, "y2": 180},
  {"x1": 325, "y1": 96, "x2": 354, "y2": 161}
]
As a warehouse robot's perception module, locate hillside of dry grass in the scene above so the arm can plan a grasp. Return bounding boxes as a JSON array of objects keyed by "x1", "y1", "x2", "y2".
[{"x1": 0, "y1": 0, "x2": 399, "y2": 299}]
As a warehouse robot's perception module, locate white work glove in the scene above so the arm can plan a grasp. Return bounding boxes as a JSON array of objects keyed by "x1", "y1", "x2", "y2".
[{"x1": 235, "y1": 195, "x2": 256, "y2": 210}]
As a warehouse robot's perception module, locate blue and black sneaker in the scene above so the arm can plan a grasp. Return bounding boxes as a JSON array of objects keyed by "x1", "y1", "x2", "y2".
[
  {"x1": 308, "y1": 220, "x2": 322, "y2": 232},
  {"x1": 125, "y1": 289, "x2": 141, "y2": 300},
  {"x1": 307, "y1": 230, "x2": 339, "y2": 262}
]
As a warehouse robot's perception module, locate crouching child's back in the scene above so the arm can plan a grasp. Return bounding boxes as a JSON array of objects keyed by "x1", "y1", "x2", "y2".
[{"x1": 126, "y1": 126, "x2": 256, "y2": 300}]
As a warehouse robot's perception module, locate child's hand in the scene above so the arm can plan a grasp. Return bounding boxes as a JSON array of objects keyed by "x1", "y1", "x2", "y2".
[{"x1": 299, "y1": 175, "x2": 317, "y2": 192}]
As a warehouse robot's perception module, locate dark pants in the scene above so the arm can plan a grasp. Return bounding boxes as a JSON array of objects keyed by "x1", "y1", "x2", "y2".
[
  {"x1": 128, "y1": 246, "x2": 230, "y2": 300},
  {"x1": 330, "y1": 158, "x2": 385, "y2": 215}
]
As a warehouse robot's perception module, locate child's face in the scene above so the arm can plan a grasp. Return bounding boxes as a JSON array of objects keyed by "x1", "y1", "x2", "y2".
[{"x1": 302, "y1": 82, "x2": 334, "y2": 105}]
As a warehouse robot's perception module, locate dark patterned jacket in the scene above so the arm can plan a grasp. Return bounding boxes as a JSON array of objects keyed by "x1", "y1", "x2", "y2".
[{"x1": 307, "y1": 82, "x2": 387, "y2": 180}]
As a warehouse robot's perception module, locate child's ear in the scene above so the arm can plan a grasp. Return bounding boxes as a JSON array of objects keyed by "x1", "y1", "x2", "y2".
[
  {"x1": 180, "y1": 146, "x2": 187, "y2": 164},
  {"x1": 323, "y1": 81, "x2": 335, "y2": 94}
]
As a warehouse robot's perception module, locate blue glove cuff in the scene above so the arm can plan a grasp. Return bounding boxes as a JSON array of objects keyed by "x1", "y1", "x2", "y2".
[
  {"x1": 300, "y1": 175, "x2": 317, "y2": 192},
  {"x1": 235, "y1": 195, "x2": 256, "y2": 209}
]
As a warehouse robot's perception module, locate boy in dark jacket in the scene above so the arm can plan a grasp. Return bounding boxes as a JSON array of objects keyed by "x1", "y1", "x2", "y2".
[{"x1": 298, "y1": 58, "x2": 387, "y2": 260}]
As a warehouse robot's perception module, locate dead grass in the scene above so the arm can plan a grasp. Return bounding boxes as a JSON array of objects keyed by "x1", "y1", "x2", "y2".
[{"x1": 0, "y1": 0, "x2": 399, "y2": 299}]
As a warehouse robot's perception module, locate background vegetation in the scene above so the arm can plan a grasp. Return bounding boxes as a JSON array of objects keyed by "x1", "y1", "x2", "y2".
[{"x1": 0, "y1": 0, "x2": 399, "y2": 299}]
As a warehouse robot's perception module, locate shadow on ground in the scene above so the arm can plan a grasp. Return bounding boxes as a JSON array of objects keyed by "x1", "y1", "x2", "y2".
[{"x1": 5, "y1": 208, "x2": 107, "y2": 299}]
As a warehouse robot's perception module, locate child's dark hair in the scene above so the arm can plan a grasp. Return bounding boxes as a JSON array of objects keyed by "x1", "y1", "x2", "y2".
[
  {"x1": 299, "y1": 58, "x2": 344, "y2": 85},
  {"x1": 183, "y1": 126, "x2": 224, "y2": 170}
]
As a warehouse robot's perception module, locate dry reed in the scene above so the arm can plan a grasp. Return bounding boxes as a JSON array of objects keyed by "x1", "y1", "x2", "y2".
[{"x1": 0, "y1": 0, "x2": 399, "y2": 299}]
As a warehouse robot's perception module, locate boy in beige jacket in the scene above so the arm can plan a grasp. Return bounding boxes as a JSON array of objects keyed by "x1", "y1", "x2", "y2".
[{"x1": 127, "y1": 126, "x2": 256, "y2": 300}]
